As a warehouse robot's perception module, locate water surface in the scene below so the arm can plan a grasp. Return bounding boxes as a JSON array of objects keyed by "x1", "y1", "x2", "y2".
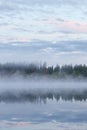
[{"x1": 0, "y1": 79, "x2": 87, "y2": 130}]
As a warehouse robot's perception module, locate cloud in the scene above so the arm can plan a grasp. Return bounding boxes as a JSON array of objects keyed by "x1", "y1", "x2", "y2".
[
  {"x1": 44, "y1": 18, "x2": 87, "y2": 33},
  {"x1": 0, "y1": 1, "x2": 19, "y2": 14},
  {"x1": 0, "y1": 0, "x2": 87, "y2": 65},
  {"x1": 0, "y1": 40, "x2": 87, "y2": 65},
  {"x1": 0, "y1": 0, "x2": 87, "y2": 43},
  {"x1": 0, "y1": 120, "x2": 31, "y2": 128},
  {"x1": 2, "y1": 0, "x2": 86, "y2": 6},
  {"x1": 0, "y1": 121, "x2": 86, "y2": 130},
  {"x1": 0, "y1": 40, "x2": 87, "y2": 55}
]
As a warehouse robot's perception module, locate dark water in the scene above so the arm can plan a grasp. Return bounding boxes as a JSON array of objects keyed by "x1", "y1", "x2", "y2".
[{"x1": 0, "y1": 80, "x2": 87, "y2": 130}]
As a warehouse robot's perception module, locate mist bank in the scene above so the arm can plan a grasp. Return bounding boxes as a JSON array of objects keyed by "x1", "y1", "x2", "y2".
[
  {"x1": 0, "y1": 63, "x2": 87, "y2": 79},
  {"x1": 0, "y1": 79, "x2": 87, "y2": 103}
]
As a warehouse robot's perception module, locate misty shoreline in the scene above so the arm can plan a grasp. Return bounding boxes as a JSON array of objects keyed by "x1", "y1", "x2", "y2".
[
  {"x1": 0, "y1": 63, "x2": 87, "y2": 79},
  {"x1": 0, "y1": 63, "x2": 87, "y2": 103}
]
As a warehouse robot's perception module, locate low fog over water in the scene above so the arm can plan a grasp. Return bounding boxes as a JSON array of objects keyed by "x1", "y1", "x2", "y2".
[
  {"x1": 0, "y1": 77, "x2": 87, "y2": 103},
  {"x1": 0, "y1": 77, "x2": 87, "y2": 130}
]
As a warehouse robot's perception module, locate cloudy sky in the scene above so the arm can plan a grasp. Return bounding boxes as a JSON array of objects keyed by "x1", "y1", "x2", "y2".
[{"x1": 0, "y1": 0, "x2": 87, "y2": 65}]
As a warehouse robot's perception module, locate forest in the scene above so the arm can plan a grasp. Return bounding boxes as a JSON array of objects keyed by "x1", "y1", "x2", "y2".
[{"x1": 0, "y1": 62, "x2": 87, "y2": 78}]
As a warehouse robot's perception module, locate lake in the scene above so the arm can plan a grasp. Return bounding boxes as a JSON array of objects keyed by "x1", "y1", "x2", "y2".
[{"x1": 0, "y1": 78, "x2": 87, "y2": 130}]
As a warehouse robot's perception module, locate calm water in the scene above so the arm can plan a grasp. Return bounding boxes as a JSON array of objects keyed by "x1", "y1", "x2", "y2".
[{"x1": 0, "y1": 79, "x2": 87, "y2": 130}]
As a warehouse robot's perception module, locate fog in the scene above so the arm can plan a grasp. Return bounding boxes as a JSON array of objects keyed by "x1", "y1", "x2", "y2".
[
  {"x1": 0, "y1": 77, "x2": 87, "y2": 103},
  {"x1": 0, "y1": 76, "x2": 87, "y2": 90},
  {"x1": 0, "y1": 77, "x2": 87, "y2": 130}
]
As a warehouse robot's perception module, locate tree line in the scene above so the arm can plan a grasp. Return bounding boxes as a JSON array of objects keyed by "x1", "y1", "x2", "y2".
[{"x1": 0, "y1": 63, "x2": 87, "y2": 78}]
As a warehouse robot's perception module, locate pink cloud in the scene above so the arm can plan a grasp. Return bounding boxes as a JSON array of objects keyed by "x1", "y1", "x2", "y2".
[
  {"x1": 0, "y1": 36, "x2": 32, "y2": 43},
  {"x1": 45, "y1": 18, "x2": 87, "y2": 33},
  {"x1": 0, "y1": 120, "x2": 31, "y2": 128}
]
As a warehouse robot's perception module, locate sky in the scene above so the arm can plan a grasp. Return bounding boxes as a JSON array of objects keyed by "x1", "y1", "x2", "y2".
[{"x1": 0, "y1": 0, "x2": 87, "y2": 65}]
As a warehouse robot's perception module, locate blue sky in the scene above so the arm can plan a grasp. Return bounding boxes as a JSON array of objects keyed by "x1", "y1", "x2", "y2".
[{"x1": 0, "y1": 0, "x2": 87, "y2": 65}]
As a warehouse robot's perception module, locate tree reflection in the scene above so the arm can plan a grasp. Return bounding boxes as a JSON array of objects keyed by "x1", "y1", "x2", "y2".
[{"x1": 0, "y1": 89, "x2": 87, "y2": 103}]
